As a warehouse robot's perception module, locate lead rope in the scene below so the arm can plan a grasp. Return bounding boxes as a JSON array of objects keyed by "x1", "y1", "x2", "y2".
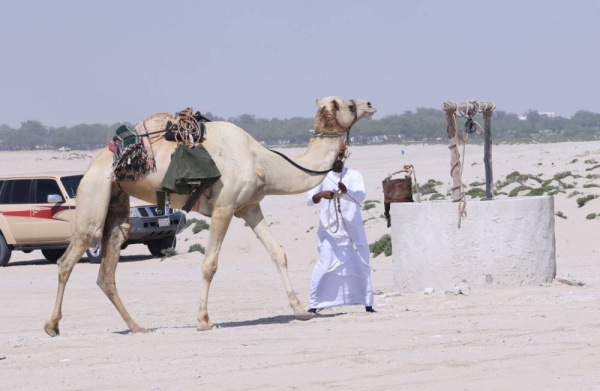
[
  {"x1": 323, "y1": 173, "x2": 376, "y2": 272},
  {"x1": 454, "y1": 106, "x2": 483, "y2": 228}
]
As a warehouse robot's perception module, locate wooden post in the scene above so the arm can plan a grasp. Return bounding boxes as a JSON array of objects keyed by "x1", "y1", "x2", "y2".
[
  {"x1": 443, "y1": 100, "x2": 496, "y2": 202},
  {"x1": 442, "y1": 101, "x2": 462, "y2": 201},
  {"x1": 481, "y1": 102, "x2": 495, "y2": 199}
]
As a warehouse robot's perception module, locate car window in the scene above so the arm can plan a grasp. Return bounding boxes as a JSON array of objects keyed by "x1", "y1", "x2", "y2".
[
  {"x1": 0, "y1": 179, "x2": 32, "y2": 204},
  {"x1": 35, "y1": 179, "x2": 63, "y2": 203},
  {"x1": 60, "y1": 175, "x2": 83, "y2": 198}
]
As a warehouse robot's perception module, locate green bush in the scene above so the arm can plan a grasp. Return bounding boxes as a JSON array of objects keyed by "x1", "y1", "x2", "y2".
[
  {"x1": 429, "y1": 193, "x2": 445, "y2": 200},
  {"x1": 555, "y1": 211, "x2": 567, "y2": 219},
  {"x1": 466, "y1": 187, "x2": 486, "y2": 198},
  {"x1": 553, "y1": 171, "x2": 573, "y2": 180},
  {"x1": 188, "y1": 243, "x2": 206, "y2": 254},
  {"x1": 192, "y1": 219, "x2": 210, "y2": 234},
  {"x1": 420, "y1": 179, "x2": 443, "y2": 195},
  {"x1": 576, "y1": 194, "x2": 599, "y2": 208},
  {"x1": 370, "y1": 234, "x2": 392, "y2": 257},
  {"x1": 186, "y1": 218, "x2": 201, "y2": 228},
  {"x1": 586, "y1": 213, "x2": 598, "y2": 220},
  {"x1": 508, "y1": 185, "x2": 532, "y2": 197},
  {"x1": 363, "y1": 200, "x2": 377, "y2": 211},
  {"x1": 161, "y1": 248, "x2": 178, "y2": 258}
]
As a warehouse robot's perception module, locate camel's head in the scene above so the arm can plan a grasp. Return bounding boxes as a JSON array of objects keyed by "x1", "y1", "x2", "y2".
[{"x1": 314, "y1": 96, "x2": 376, "y2": 134}]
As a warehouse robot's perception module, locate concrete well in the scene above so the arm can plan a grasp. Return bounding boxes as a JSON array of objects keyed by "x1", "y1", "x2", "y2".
[{"x1": 390, "y1": 196, "x2": 556, "y2": 293}]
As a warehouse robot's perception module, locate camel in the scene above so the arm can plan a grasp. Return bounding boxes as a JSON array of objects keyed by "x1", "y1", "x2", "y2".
[{"x1": 44, "y1": 96, "x2": 376, "y2": 336}]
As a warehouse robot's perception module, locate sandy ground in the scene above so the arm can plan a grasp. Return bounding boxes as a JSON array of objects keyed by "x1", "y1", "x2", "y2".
[{"x1": 1, "y1": 141, "x2": 600, "y2": 390}]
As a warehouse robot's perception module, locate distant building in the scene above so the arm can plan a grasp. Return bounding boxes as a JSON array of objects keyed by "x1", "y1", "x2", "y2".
[{"x1": 519, "y1": 111, "x2": 556, "y2": 120}]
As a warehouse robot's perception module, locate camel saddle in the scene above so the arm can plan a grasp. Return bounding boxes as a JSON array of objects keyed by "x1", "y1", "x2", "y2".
[{"x1": 382, "y1": 166, "x2": 415, "y2": 228}]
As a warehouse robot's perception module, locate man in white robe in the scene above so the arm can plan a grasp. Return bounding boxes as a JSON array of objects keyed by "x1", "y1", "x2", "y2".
[{"x1": 306, "y1": 147, "x2": 375, "y2": 313}]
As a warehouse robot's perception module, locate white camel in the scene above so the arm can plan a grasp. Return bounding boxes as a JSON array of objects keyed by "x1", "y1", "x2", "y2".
[{"x1": 44, "y1": 96, "x2": 376, "y2": 336}]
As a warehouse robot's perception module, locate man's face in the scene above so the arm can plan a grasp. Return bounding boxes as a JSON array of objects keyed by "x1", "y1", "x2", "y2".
[{"x1": 332, "y1": 156, "x2": 344, "y2": 172}]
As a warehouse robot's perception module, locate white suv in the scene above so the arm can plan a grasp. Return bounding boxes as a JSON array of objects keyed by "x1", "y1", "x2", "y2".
[{"x1": 0, "y1": 172, "x2": 186, "y2": 266}]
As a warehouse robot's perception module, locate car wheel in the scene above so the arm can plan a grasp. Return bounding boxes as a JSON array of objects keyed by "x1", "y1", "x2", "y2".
[
  {"x1": 147, "y1": 235, "x2": 176, "y2": 257},
  {"x1": 0, "y1": 235, "x2": 12, "y2": 267},
  {"x1": 86, "y1": 242, "x2": 103, "y2": 264},
  {"x1": 41, "y1": 249, "x2": 66, "y2": 263}
]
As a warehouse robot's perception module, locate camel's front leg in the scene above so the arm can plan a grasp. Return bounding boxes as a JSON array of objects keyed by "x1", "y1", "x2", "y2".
[
  {"x1": 240, "y1": 204, "x2": 314, "y2": 321},
  {"x1": 96, "y1": 193, "x2": 148, "y2": 334},
  {"x1": 197, "y1": 206, "x2": 234, "y2": 330}
]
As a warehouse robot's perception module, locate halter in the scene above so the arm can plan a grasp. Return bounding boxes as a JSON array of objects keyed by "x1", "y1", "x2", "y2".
[{"x1": 270, "y1": 100, "x2": 359, "y2": 175}]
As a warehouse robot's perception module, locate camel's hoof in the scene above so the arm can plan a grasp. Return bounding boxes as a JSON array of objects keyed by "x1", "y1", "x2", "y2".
[
  {"x1": 294, "y1": 311, "x2": 316, "y2": 321},
  {"x1": 44, "y1": 321, "x2": 60, "y2": 337},
  {"x1": 131, "y1": 326, "x2": 150, "y2": 334},
  {"x1": 197, "y1": 322, "x2": 214, "y2": 331}
]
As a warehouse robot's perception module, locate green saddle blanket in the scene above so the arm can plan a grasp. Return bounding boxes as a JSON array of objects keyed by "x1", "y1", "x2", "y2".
[{"x1": 160, "y1": 144, "x2": 221, "y2": 212}]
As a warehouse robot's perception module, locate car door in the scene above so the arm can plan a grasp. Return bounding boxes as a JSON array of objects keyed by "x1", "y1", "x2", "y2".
[
  {"x1": 27, "y1": 178, "x2": 74, "y2": 243},
  {"x1": 0, "y1": 179, "x2": 34, "y2": 243}
]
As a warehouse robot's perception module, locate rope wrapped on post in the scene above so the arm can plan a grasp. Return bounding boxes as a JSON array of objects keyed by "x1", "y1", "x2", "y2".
[{"x1": 442, "y1": 100, "x2": 496, "y2": 228}]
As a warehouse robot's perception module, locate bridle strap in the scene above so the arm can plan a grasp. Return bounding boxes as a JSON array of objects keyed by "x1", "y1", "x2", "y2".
[{"x1": 271, "y1": 100, "x2": 359, "y2": 175}]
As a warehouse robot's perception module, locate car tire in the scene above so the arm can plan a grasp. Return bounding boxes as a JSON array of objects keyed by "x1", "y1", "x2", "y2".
[
  {"x1": 86, "y1": 242, "x2": 103, "y2": 264},
  {"x1": 41, "y1": 249, "x2": 65, "y2": 263},
  {"x1": 0, "y1": 234, "x2": 12, "y2": 267},
  {"x1": 147, "y1": 235, "x2": 176, "y2": 257}
]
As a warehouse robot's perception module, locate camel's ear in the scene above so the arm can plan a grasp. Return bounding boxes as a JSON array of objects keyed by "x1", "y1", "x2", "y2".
[{"x1": 316, "y1": 99, "x2": 323, "y2": 107}]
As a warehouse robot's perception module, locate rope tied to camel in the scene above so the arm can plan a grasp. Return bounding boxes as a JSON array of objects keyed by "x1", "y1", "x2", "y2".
[{"x1": 166, "y1": 107, "x2": 206, "y2": 146}]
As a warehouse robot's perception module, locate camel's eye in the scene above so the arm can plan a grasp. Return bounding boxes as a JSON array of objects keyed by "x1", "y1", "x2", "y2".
[{"x1": 367, "y1": 102, "x2": 372, "y2": 108}]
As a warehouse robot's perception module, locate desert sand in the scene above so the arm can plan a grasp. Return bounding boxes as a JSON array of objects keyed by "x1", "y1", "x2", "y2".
[{"x1": 1, "y1": 140, "x2": 600, "y2": 390}]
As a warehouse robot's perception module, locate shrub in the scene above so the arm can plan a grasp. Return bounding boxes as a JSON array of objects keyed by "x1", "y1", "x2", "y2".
[
  {"x1": 429, "y1": 193, "x2": 445, "y2": 200},
  {"x1": 555, "y1": 211, "x2": 567, "y2": 219},
  {"x1": 186, "y1": 218, "x2": 201, "y2": 228},
  {"x1": 188, "y1": 243, "x2": 206, "y2": 254},
  {"x1": 363, "y1": 200, "x2": 378, "y2": 211},
  {"x1": 161, "y1": 248, "x2": 178, "y2": 258},
  {"x1": 554, "y1": 171, "x2": 573, "y2": 181},
  {"x1": 192, "y1": 219, "x2": 210, "y2": 234},
  {"x1": 586, "y1": 213, "x2": 597, "y2": 220},
  {"x1": 466, "y1": 187, "x2": 486, "y2": 199},
  {"x1": 420, "y1": 179, "x2": 443, "y2": 195},
  {"x1": 370, "y1": 234, "x2": 392, "y2": 257},
  {"x1": 576, "y1": 194, "x2": 599, "y2": 208},
  {"x1": 508, "y1": 185, "x2": 532, "y2": 197}
]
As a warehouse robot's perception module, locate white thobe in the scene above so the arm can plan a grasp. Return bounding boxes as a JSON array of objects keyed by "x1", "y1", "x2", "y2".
[{"x1": 306, "y1": 168, "x2": 374, "y2": 309}]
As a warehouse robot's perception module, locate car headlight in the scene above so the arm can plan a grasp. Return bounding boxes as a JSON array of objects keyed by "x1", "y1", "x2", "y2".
[{"x1": 129, "y1": 208, "x2": 139, "y2": 218}]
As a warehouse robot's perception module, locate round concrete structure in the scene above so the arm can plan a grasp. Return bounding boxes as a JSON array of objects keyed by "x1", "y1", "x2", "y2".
[{"x1": 390, "y1": 196, "x2": 556, "y2": 293}]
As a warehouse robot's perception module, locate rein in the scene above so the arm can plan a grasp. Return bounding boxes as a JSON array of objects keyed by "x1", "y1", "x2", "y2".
[{"x1": 269, "y1": 99, "x2": 359, "y2": 175}]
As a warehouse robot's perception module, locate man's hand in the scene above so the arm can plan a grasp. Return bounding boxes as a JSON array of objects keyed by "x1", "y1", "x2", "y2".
[{"x1": 312, "y1": 190, "x2": 334, "y2": 203}]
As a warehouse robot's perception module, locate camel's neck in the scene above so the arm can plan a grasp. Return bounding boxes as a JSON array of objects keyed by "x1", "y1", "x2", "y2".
[{"x1": 262, "y1": 136, "x2": 344, "y2": 195}]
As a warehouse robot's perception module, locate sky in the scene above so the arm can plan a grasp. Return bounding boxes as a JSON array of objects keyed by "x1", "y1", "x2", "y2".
[{"x1": 1, "y1": 0, "x2": 599, "y2": 128}]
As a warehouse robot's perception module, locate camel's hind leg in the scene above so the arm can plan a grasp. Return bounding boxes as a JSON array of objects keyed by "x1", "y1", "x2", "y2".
[
  {"x1": 96, "y1": 191, "x2": 149, "y2": 333},
  {"x1": 239, "y1": 204, "x2": 314, "y2": 321},
  {"x1": 197, "y1": 206, "x2": 234, "y2": 331},
  {"x1": 45, "y1": 158, "x2": 113, "y2": 337},
  {"x1": 44, "y1": 237, "x2": 93, "y2": 337}
]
